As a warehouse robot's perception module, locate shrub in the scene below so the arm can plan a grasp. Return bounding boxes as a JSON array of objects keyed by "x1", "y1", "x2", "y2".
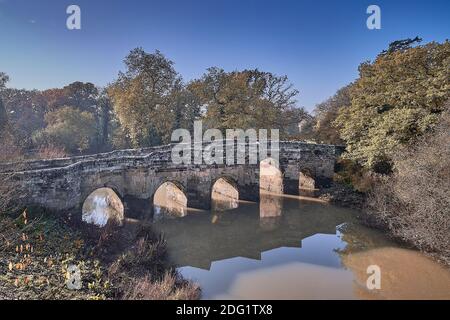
[
  {"x1": 122, "y1": 272, "x2": 200, "y2": 300},
  {"x1": 32, "y1": 106, "x2": 97, "y2": 154},
  {"x1": 333, "y1": 159, "x2": 377, "y2": 193},
  {"x1": 105, "y1": 223, "x2": 200, "y2": 300},
  {"x1": 365, "y1": 112, "x2": 450, "y2": 263}
]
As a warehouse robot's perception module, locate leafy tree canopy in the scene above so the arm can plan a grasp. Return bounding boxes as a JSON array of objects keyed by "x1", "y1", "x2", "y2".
[
  {"x1": 108, "y1": 48, "x2": 182, "y2": 147},
  {"x1": 335, "y1": 40, "x2": 450, "y2": 170},
  {"x1": 189, "y1": 67, "x2": 305, "y2": 137},
  {"x1": 311, "y1": 85, "x2": 352, "y2": 145},
  {"x1": 32, "y1": 106, "x2": 97, "y2": 154}
]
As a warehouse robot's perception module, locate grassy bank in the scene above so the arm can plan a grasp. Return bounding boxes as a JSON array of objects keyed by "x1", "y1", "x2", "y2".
[{"x1": 0, "y1": 209, "x2": 200, "y2": 300}]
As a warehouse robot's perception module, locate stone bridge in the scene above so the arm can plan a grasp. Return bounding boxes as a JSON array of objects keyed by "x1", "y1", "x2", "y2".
[{"x1": 1, "y1": 141, "x2": 343, "y2": 219}]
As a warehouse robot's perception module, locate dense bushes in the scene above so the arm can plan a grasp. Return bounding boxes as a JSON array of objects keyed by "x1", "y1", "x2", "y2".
[
  {"x1": 32, "y1": 106, "x2": 97, "y2": 155},
  {"x1": 365, "y1": 112, "x2": 450, "y2": 263}
]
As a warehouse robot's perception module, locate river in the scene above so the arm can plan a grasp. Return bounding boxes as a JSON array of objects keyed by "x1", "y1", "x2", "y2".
[{"x1": 151, "y1": 192, "x2": 450, "y2": 300}]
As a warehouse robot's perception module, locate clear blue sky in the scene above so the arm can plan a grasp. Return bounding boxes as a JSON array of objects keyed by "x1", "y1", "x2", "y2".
[{"x1": 0, "y1": 0, "x2": 448, "y2": 111}]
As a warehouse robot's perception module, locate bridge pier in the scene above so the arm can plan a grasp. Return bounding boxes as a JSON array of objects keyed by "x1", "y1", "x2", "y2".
[
  {"x1": 186, "y1": 175, "x2": 212, "y2": 210},
  {"x1": 283, "y1": 178, "x2": 300, "y2": 196},
  {"x1": 123, "y1": 195, "x2": 153, "y2": 220},
  {"x1": 238, "y1": 181, "x2": 260, "y2": 202}
]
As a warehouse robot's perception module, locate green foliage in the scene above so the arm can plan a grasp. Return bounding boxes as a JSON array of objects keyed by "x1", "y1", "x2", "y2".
[
  {"x1": 333, "y1": 159, "x2": 376, "y2": 193},
  {"x1": 379, "y1": 36, "x2": 422, "y2": 55},
  {"x1": 108, "y1": 48, "x2": 182, "y2": 147},
  {"x1": 189, "y1": 67, "x2": 305, "y2": 138},
  {"x1": 311, "y1": 85, "x2": 352, "y2": 144},
  {"x1": 335, "y1": 40, "x2": 450, "y2": 169},
  {"x1": 32, "y1": 106, "x2": 97, "y2": 154}
]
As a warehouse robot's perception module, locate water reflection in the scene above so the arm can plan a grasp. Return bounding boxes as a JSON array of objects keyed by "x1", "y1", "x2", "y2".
[
  {"x1": 337, "y1": 224, "x2": 450, "y2": 300},
  {"x1": 259, "y1": 192, "x2": 283, "y2": 219},
  {"x1": 153, "y1": 194, "x2": 350, "y2": 270},
  {"x1": 259, "y1": 192, "x2": 283, "y2": 230},
  {"x1": 151, "y1": 194, "x2": 450, "y2": 300},
  {"x1": 211, "y1": 178, "x2": 239, "y2": 211}
]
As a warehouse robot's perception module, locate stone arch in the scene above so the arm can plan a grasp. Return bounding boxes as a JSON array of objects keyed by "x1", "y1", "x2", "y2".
[
  {"x1": 81, "y1": 187, "x2": 124, "y2": 227},
  {"x1": 299, "y1": 167, "x2": 317, "y2": 197},
  {"x1": 153, "y1": 181, "x2": 188, "y2": 219},
  {"x1": 211, "y1": 176, "x2": 240, "y2": 211},
  {"x1": 299, "y1": 167, "x2": 316, "y2": 189},
  {"x1": 81, "y1": 181, "x2": 124, "y2": 208},
  {"x1": 210, "y1": 175, "x2": 240, "y2": 199},
  {"x1": 259, "y1": 157, "x2": 283, "y2": 194}
]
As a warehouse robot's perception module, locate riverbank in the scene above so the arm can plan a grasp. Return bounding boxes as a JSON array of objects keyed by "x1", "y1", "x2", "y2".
[
  {"x1": 0, "y1": 209, "x2": 200, "y2": 300},
  {"x1": 317, "y1": 180, "x2": 450, "y2": 267},
  {"x1": 317, "y1": 182, "x2": 365, "y2": 210}
]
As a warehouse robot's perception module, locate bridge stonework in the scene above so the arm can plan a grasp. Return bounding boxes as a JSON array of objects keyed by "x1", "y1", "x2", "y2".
[{"x1": 1, "y1": 141, "x2": 343, "y2": 219}]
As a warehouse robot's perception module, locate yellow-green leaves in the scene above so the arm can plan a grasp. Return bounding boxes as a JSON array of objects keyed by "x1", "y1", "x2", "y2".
[{"x1": 335, "y1": 41, "x2": 450, "y2": 170}]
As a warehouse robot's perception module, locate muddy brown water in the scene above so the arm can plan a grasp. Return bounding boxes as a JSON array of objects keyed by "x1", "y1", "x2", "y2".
[
  {"x1": 83, "y1": 183, "x2": 450, "y2": 299},
  {"x1": 151, "y1": 192, "x2": 450, "y2": 300}
]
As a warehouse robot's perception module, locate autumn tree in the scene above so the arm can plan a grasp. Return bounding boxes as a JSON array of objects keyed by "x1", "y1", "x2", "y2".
[
  {"x1": 311, "y1": 85, "x2": 352, "y2": 144},
  {"x1": 0, "y1": 73, "x2": 23, "y2": 161},
  {"x1": 43, "y1": 81, "x2": 99, "y2": 112},
  {"x1": 1, "y1": 88, "x2": 48, "y2": 149},
  {"x1": 189, "y1": 68, "x2": 304, "y2": 137},
  {"x1": 108, "y1": 48, "x2": 180, "y2": 147},
  {"x1": 93, "y1": 89, "x2": 114, "y2": 151},
  {"x1": 335, "y1": 40, "x2": 450, "y2": 171},
  {"x1": 0, "y1": 72, "x2": 9, "y2": 131},
  {"x1": 32, "y1": 106, "x2": 97, "y2": 154},
  {"x1": 170, "y1": 80, "x2": 201, "y2": 134}
]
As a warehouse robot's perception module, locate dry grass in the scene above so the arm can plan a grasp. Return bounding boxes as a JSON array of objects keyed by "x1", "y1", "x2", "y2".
[
  {"x1": 107, "y1": 226, "x2": 201, "y2": 300},
  {"x1": 0, "y1": 210, "x2": 111, "y2": 300},
  {"x1": 122, "y1": 272, "x2": 200, "y2": 300},
  {"x1": 0, "y1": 210, "x2": 200, "y2": 300},
  {"x1": 365, "y1": 112, "x2": 450, "y2": 264}
]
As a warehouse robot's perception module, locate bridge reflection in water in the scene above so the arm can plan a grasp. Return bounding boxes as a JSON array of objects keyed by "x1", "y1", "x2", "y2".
[
  {"x1": 152, "y1": 196, "x2": 450, "y2": 300},
  {"x1": 152, "y1": 193, "x2": 350, "y2": 270},
  {"x1": 82, "y1": 182, "x2": 450, "y2": 299}
]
